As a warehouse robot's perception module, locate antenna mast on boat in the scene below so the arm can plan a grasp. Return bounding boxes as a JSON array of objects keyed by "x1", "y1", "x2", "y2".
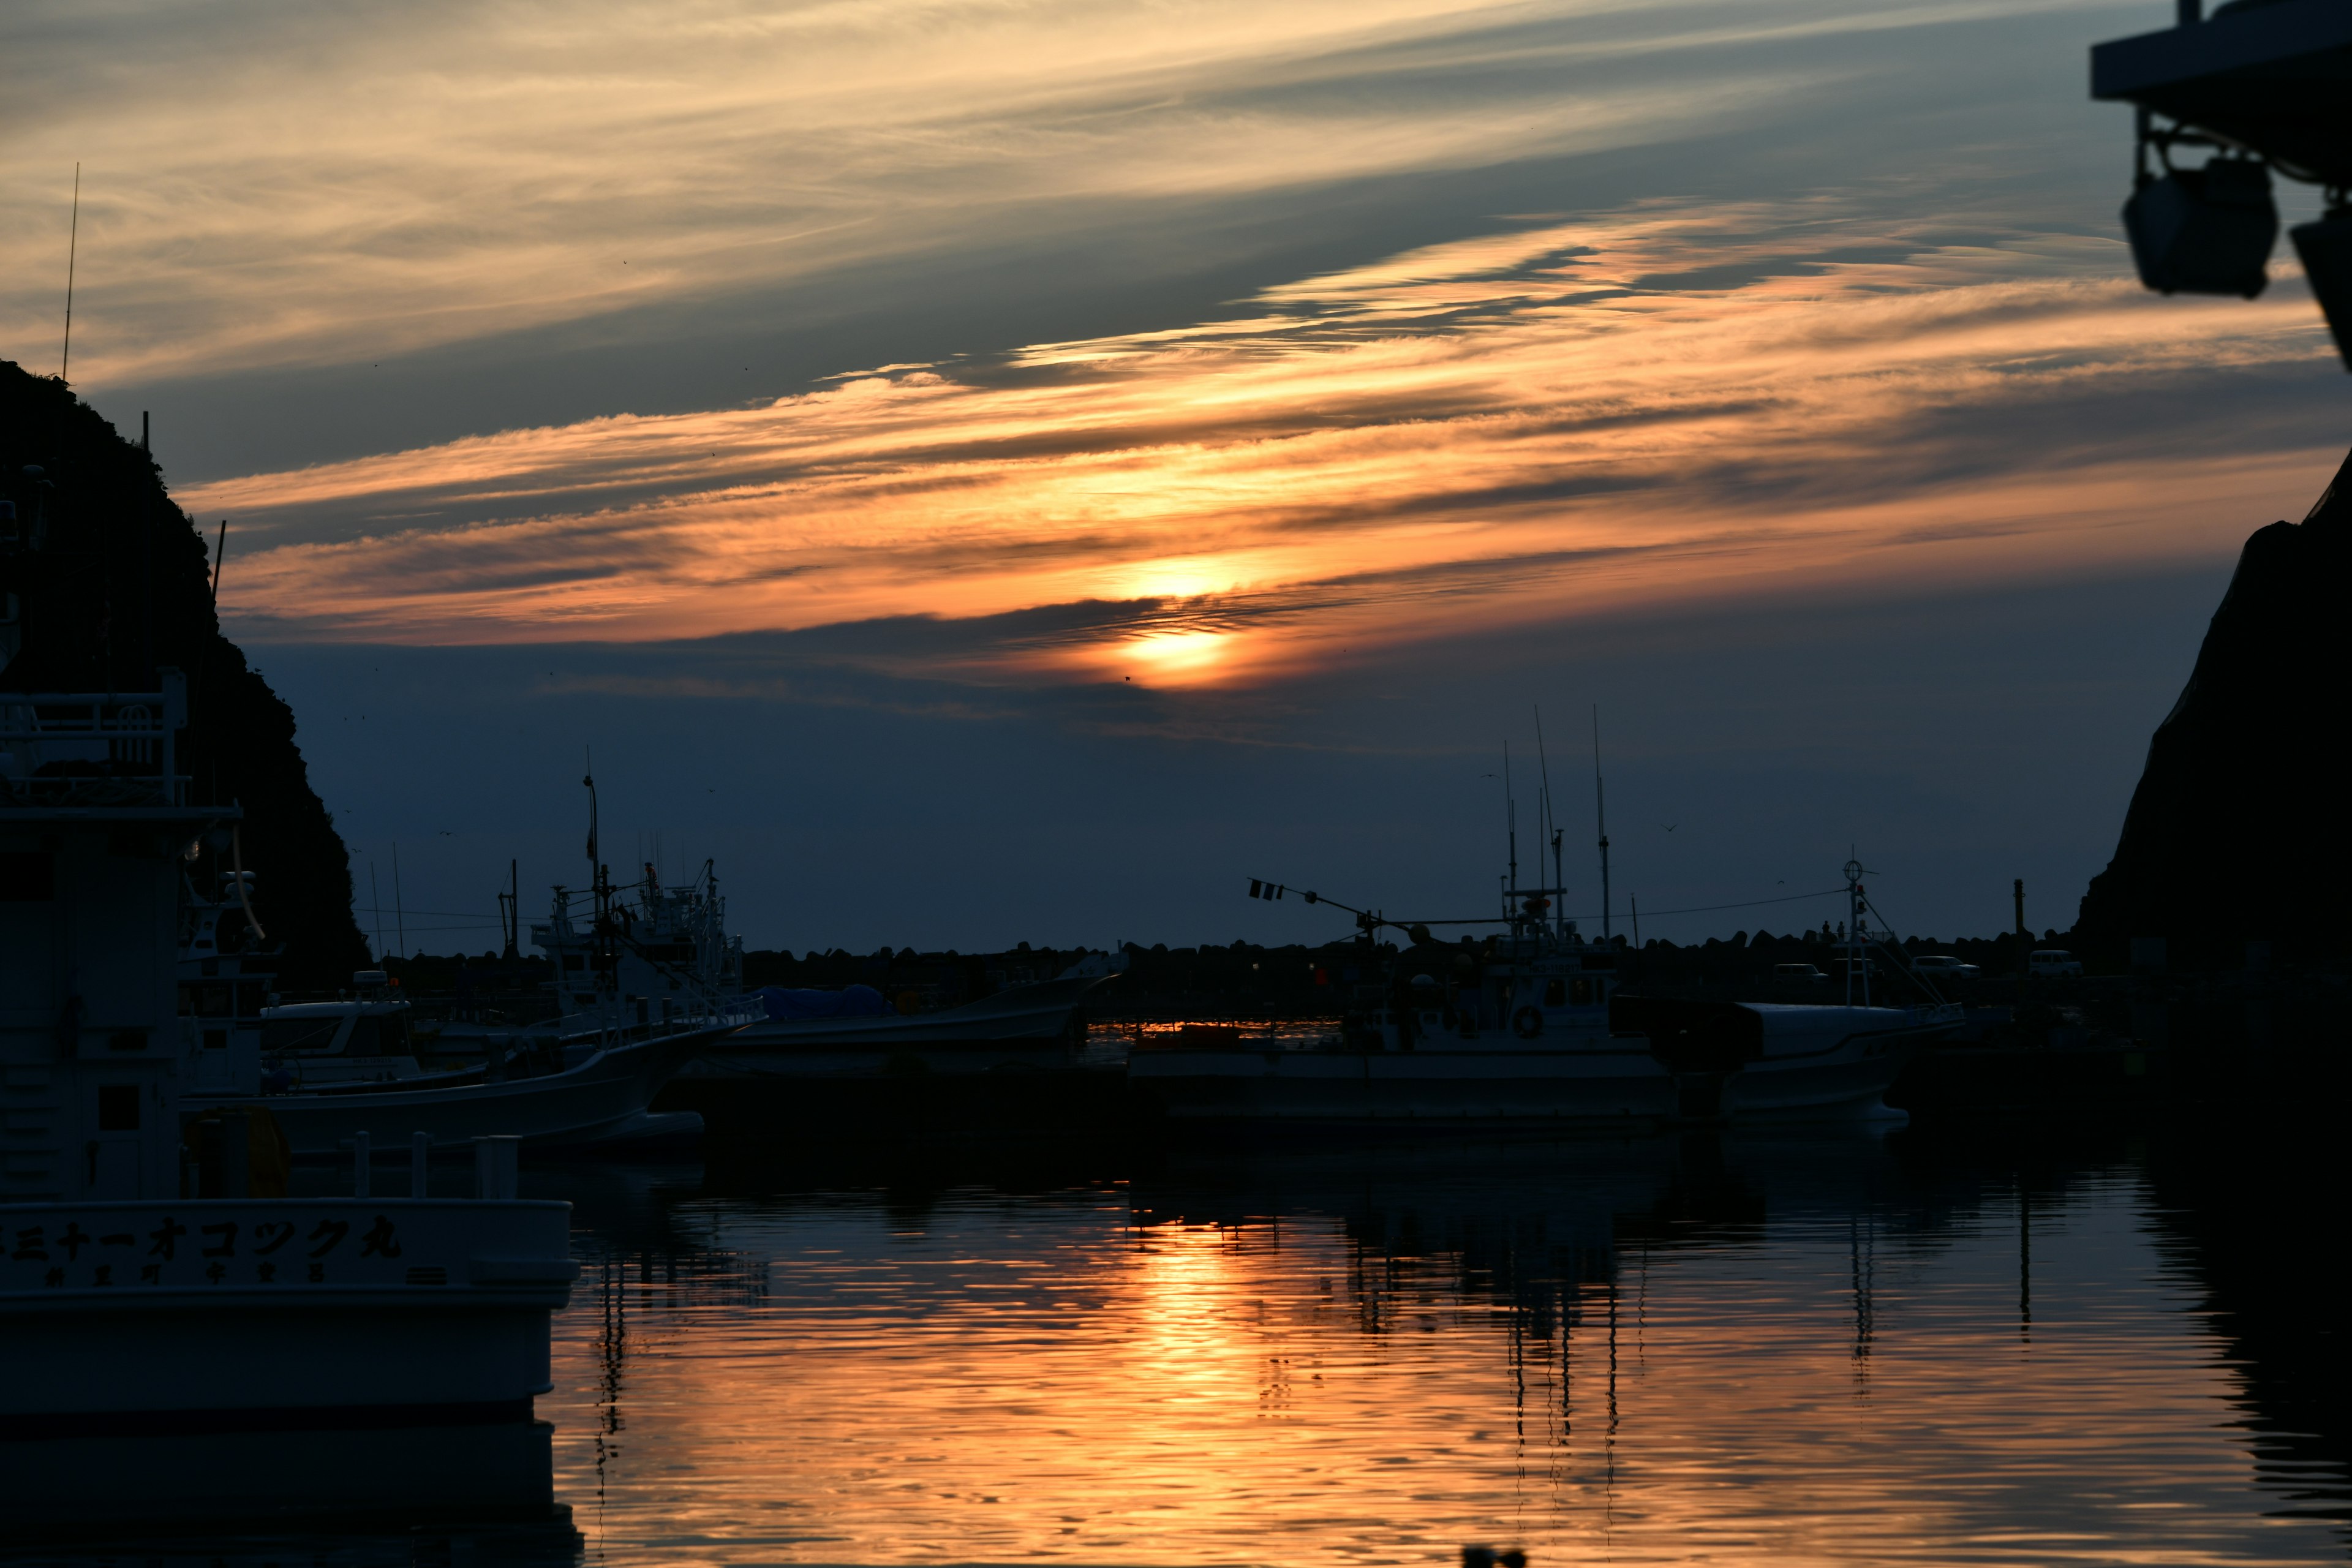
[
  {"x1": 1845, "y1": 855, "x2": 1869, "y2": 1007},
  {"x1": 582, "y1": 749, "x2": 598, "y2": 880},
  {"x1": 1504, "y1": 740, "x2": 1518, "y2": 902},
  {"x1": 498, "y1": 858, "x2": 520, "y2": 962},
  {"x1": 1591, "y1": 706, "x2": 1612, "y2": 942},
  {"x1": 584, "y1": 749, "x2": 616, "y2": 1012},
  {"x1": 60, "y1": 163, "x2": 78, "y2": 383},
  {"x1": 1535, "y1": 705, "x2": 1564, "y2": 940},
  {"x1": 368, "y1": 861, "x2": 385, "y2": 963}
]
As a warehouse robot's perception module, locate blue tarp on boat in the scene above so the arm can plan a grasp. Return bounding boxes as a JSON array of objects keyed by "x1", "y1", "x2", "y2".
[{"x1": 757, "y1": 984, "x2": 891, "y2": 1020}]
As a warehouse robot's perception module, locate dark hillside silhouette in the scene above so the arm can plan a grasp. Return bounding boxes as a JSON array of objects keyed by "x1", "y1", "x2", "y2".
[
  {"x1": 2076, "y1": 447, "x2": 2352, "y2": 968},
  {"x1": 1, "y1": 360, "x2": 369, "y2": 987}
]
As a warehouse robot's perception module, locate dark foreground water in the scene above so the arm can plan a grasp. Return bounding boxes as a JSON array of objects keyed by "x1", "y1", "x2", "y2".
[{"x1": 12, "y1": 1121, "x2": 2348, "y2": 1566}]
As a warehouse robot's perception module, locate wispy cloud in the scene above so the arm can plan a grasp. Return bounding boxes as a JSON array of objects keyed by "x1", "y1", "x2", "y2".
[
  {"x1": 9, "y1": 0, "x2": 2117, "y2": 389},
  {"x1": 185, "y1": 194, "x2": 2342, "y2": 682}
]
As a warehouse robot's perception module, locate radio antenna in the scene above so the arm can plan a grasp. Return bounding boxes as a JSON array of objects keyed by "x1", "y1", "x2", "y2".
[
  {"x1": 1536, "y1": 705, "x2": 1562, "y2": 936},
  {"x1": 60, "y1": 164, "x2": 80, "y2": 382},
  {"x1": 1503, "y1": 739, "x2": 1517, "y2": 896},
  {"x1": 1592, "y1": 706, "x2": 1612, "y2": 941}
]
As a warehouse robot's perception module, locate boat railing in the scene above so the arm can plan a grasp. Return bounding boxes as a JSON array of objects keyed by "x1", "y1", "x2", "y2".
[{"x1": 0, "y1": 673, "x2": 189, "y2": 808}]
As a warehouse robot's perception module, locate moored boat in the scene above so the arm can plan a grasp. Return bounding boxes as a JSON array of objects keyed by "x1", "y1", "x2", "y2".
[
  {"x1": 516, "y1": 828, "x2": 1128, "y2": 1080},
  {"x1": 1130, "y1": 861, "x2": 1961, "y2": 1126},
  {"x1": 179, "y1": 878, "x2": 736, "y2": 1155},
  {"x1": 0, "y1": 676, "x2": 577, "y2": 1521},
  {"x1": 677, "y1": 950, "x2": 1128, "y2": 1080}
]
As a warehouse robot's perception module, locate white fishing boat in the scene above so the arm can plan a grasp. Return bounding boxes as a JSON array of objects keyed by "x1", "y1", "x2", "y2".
[
  {"x1": 1130, "y1": 860, "x2": 1961, "y2": 1126},
  {"x1": 181, "y1": 878, "x2": 734, "y2": 1155},
  {"x1": 516, "y1": 823, "x2": 1127, "y2": 1080},
  {"x1": 0, "y1": 676, "x2": 576, "y2": 1523}
]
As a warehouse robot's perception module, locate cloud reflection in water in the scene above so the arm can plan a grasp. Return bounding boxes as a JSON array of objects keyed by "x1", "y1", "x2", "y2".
[{"x1": 545, "y1": 1142, "x2": 2340, "y2": 1564}]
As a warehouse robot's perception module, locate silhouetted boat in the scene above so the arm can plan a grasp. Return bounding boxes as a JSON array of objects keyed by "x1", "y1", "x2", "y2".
[
  {"x1": 679, "y1": 951, "x2": 1127, "y2": 1080},
  {"x1": 0, "y1": 677, "x2": 575, "y2": 1518},
  {"x1": 1131, "y1": 862, "x2": 1960, "y2": 1125},
  {"x1": 517, "y1": 851, "x2": 1126, "y2": 1079},
  {"x1": 179, "y1": 878, "x2": 732, "y2": 1155}
]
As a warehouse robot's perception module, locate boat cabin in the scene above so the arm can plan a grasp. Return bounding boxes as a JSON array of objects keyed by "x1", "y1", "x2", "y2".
[
  {"x1": 531, "y1": 863, "x2": 742, "y2": 1023},
  {"x1": 1362, "y1": 933, "x2": 1626, "y2": 1051},
  {"x1": 254, "y1": 979, "x2": 429, "y2": 1088},
  {"x1": 1, "y1": 676, "x2": 227, "y2": 1200}
]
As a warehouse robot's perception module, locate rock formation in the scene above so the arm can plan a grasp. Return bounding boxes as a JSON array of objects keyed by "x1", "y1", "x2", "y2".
[
  {"x1": 1, "y1": 360, "x2": 369, "y2": 988},
  {"x1": 2075, "y1": 448, "x2": 2352, "y2": 968}
]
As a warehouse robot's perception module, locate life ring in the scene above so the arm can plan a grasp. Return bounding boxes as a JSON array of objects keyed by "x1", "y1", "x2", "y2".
[{"x1": 1512, "y1": 1006, "x2": 1544, "y2": 1039}]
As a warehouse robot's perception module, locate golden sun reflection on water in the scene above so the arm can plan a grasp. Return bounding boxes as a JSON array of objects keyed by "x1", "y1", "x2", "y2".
[{"x1": 540, "y1": 1150, "x2": 2338, "y2": 1567}]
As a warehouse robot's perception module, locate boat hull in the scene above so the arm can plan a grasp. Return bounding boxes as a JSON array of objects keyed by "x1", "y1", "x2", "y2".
[
  {"x1": 680, "y1": 973, "x2": 1102, "y2": 1078},
  {"x1": 186, "y1": 1027, "x2": 725, "y2": 1157},
  {"x1": 0, "y1": 1197, "x2": 575, "y2": 1430},
  {"x1": 1129, "y1": 1006, "x2": 1954, "y2": 1125}
]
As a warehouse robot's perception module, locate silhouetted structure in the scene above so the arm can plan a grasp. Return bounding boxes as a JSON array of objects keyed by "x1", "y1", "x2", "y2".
[
  {"x1": 2075, "y1": 449, "x2": 2352, "y2": 968},
  {"x1": 1, "y1": 360, "x2": 369, "y2": 987}
]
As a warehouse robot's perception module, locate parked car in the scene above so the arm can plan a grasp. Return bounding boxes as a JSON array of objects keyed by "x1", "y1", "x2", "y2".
[
  {"x1": 1771, "y1": 963, "x2": 1830, "y2": 984},
  {"x1": 2029, "y1": 949, "x2": 2084, "y2": 979},
  {"x1": 1912, "y1": 954, "x2": 1982, "y2": 982}
]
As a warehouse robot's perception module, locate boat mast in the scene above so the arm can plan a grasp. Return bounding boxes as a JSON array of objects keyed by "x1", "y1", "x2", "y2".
[
  {"x1": 1591, "y1": 706, "x2": 1611, "y2": 942},
  {"x1": 1845, "y1": 857, "x2": 1868, "y2": 1007},
  {"x1": 499, "y1": 858, "x2": 519, "y2": 962},
  {"x1": 584, "y1": 750, "x2": 616, "y2": 1027},
  {"x1": 1535, "y1": 704, "x2": 1564, "y2": 941},
  {"x1": 1504, "y1": 740, "x2": 1518, "y2": 904}
]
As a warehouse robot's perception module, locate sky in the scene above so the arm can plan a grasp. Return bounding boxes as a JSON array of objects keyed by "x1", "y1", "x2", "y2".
[{"x1": 8, "y1": 0, "x2": 2346, "y2": 956}]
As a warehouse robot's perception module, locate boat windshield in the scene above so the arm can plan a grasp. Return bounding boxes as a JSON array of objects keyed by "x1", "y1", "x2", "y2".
[
  {"x1": 260, "y1": 1015, "x2": 343, "y2": 1054},
  {"x1": 347, "y1": 1013, "x2": 413, "y2": 1055}
]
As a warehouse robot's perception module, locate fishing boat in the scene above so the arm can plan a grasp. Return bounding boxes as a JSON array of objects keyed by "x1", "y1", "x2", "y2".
[
  {"x1": 1129, "y1": 859, "x2": 1961, "y2": 1126},
  {"x1": 179, "y1": 872, "x2": 733, "y2": 1155},
  {"x1": 0, "y1": 676, "x2": 575, "y2": 1523},
  {"x1": 516, "y1": 824, "x2": 1127, "y2": 1080},
  {"x1": 675, "y1": 950, "x2": 1127, "y2": 1080}
]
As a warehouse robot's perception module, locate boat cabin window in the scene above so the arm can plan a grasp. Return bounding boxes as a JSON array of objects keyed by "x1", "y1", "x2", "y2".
[
  {"x1": 1544, "y1": 978, "x2": 1566, "y2": 1006},
  {"x1": 347, "y1": 1014, "x2": 412, "y2": 1056},
  {"x1": 1571, "y1": 978, "x2": 1596, "y2": 1006},
  {"x1": 260, "y1": 1016, "x2": 343, "y2": 1054},
  {"x1": 181, "y1": 983, "x2": 234, "y2": 1017}
]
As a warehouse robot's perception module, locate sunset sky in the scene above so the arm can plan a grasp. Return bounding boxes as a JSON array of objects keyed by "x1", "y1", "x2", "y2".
[{"x1": 10, "y1": 0, "x2": 2345, "y2": 952}]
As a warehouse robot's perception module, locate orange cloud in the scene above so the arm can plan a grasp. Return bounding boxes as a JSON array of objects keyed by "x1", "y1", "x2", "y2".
[{"x1": 184, "y1": 200, "x2": 2340, "y2": 685}]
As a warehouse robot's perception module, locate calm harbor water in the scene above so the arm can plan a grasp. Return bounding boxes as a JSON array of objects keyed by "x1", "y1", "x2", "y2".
[
  {"x1": 8, "y1": 1122, "x2": 2343, "y2": 1566},
  {"x1": 530, "y1": 1126, "x2": 2345, "y2": 1567}
]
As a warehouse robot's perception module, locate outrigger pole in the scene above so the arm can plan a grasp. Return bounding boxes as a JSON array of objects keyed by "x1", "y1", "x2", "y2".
[{"x1": 1244, "y1": 876, "x2": 1507, "y2": 943}]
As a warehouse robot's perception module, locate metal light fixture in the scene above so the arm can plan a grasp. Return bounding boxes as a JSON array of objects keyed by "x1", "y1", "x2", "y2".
[
  {"x1": 2290, "y1": 209, "x2": 2352, "y2": 364},
  {"x1": 2124, "y1": 149, "x2": 2277, "y2": 298},
  {"x1": 2092, "y1": 0, "x2": 2352, "y2": 367}
]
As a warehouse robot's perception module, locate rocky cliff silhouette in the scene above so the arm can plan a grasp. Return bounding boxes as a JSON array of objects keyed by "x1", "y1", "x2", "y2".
[
  {"x1": 2075, "y1": 448, "x2": 2352, "y2": 967},
  {"x1": 1, "y1": 360, "x2": 369, "y2": 989}
]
